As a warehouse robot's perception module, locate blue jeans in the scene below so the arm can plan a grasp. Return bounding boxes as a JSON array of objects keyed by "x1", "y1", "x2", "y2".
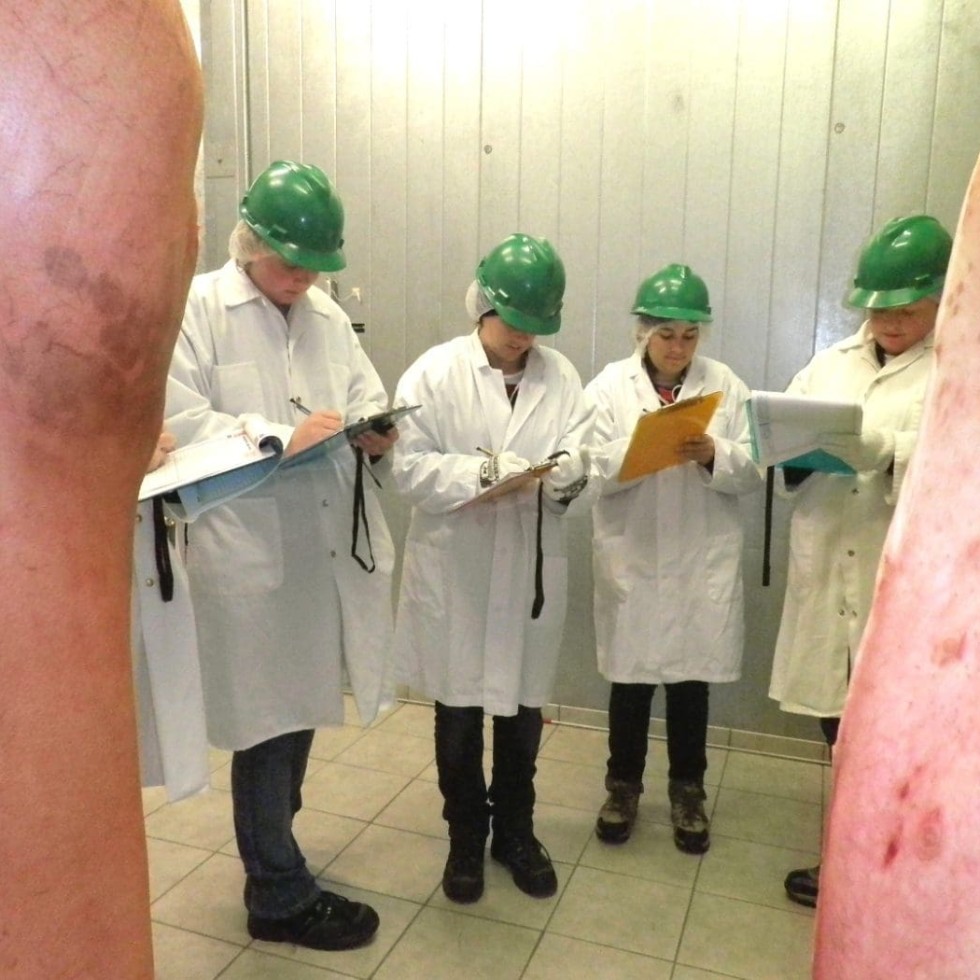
[{"x1": 231, "y1": 729, "x2": 320, "y2": 919}]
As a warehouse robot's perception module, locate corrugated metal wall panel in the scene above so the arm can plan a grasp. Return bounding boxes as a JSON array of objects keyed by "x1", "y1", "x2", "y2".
[{"x1": 201, "y1": 0, "x2": 980, "y2": 737}]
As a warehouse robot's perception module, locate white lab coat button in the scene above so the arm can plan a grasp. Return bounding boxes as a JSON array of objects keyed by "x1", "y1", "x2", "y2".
[{"x1": 145, "y1": 578, "x2": 155, "y2": 588}]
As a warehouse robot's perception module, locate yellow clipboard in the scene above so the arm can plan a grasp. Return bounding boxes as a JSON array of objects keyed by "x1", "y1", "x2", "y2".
[{"x1": 618, "y1": 391, "x2": 723, "y2": 482}]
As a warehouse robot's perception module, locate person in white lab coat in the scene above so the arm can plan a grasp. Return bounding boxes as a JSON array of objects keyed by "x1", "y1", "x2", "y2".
[
  {"x1": 587, "y1": 264, "x2": 762, "y2": 855},
  {"x1": 131, "y1": 431, "x2": 209, "y2": 803},
  {"x1": 165, "y1": 161, "x2": 398, "y2": 951},
  {"x1": 391, "y1": 234, "x2": 594, "y2": 905},
  {"x1": 770, "y1": 214, "x2": 951, "y2": 908}
]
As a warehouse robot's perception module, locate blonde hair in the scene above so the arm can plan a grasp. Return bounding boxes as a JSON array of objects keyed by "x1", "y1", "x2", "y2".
[{"x1": 228, "y1": 220, "x2": 276, "y2": 265}]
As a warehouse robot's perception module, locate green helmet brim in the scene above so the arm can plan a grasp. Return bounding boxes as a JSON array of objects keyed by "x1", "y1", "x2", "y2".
[
  {"x1": 632, "y1": 304, "x2": 712, "y2": 324},
  {"x1": 495, "y1": 301, "x2": 562, "y2": 335},
  {"x1": 254, "y1": 227, "x2": 347, "y2": 273},
  {"x1": 847, "y1": 278, "x2": 943, "y2": 310}
]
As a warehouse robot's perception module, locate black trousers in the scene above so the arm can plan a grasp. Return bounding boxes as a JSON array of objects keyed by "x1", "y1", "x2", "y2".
[
  {"x1": 606, "y1": 680, "x2": 709, "y2": 785},
  {"x1": 434, "y1": 701, "x2": 543, "y2": 842}
]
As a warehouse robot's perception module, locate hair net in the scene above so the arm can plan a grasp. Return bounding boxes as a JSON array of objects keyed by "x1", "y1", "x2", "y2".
[
  {"x1": 633, "y1": 315, "x2": 709, "y2": 352},
  {"x1": 465, "y1": 279, "x2": 495, "y2": 323}
]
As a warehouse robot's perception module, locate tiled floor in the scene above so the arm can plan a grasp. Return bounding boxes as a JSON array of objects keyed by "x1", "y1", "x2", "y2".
[{"x1": 145, "y1": 700, "x2": 825, "y2": 979}]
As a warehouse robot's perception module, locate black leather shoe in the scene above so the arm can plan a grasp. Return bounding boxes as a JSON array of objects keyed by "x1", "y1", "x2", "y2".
[
  {"x1": 442, "y1": 838, "x2": 485, "y2": 903},
  {"x1": 490, "y1": 834, "x2": 557, "y2": 898},
  {"x1": 247, "y1": 891, "x2": 379, "y2": 950},
  {"x1": 784, "y1": 864, "x2": 820, "y2": 908}
]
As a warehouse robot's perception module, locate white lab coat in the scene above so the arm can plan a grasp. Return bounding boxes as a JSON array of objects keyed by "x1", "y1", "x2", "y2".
[
  {"x1": 131, "y1": 501, "x2": 209, "y2": 801},
  {"x1": 391, "y1": 331, "x2": 595, "y2": 717},
  {"x1": 166, "y1": 261, "x2": 396, "y2": 750},
  {"x1": 769, "y1": 322, "x2": 934, "y2": 717},
  {"x1": 586, "y1": 352, "x2": 762, "y2": 684}
]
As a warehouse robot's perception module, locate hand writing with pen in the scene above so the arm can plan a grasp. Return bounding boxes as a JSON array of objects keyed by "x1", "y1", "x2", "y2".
[{"x1": 288, "y1": 397, "x2": 399, "y2": 458}]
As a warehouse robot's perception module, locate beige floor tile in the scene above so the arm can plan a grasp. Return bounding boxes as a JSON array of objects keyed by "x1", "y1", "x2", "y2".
[
  {"x1": 151, "y1": 852, "x2": 251, "y2": 945},
  {"x1": 428, "y1": 857, "x2": 571, "y2": 929},
  {"x1": 533, "y1": 800, "x2": 596, "y2": 865},
  {"x1": 144, "y1": 788, "x2": 236, "y2": 851},
  {"x1": 250, "y1": 888, "x2": 422, "y2": 979},
  {"x1": 301, "y1": 762, "x2": 409, "y2": 821},
  {"x1": 325, "y1": 824, "x2": 445, "y2": 903},
  {"x1": 721, "y1": 753, "x2": 824, "y2": 804},
  {"x1": 151, "y1": 921, "x2": 242, "y2": 980},
  {"x1": 695, "y1": 835, "x2": 820, "y2": 916},
  {"x1": 672, "y1": 967, "x2": 739, "y2": 980},
  {"x1": 710, "y1": 788, "x2": 822, "y2": 852},
  {"x1": 373, "y1": 906, "x2": 538, "y2": 980},
  {"x1": 523, "y1": 933, "x2": 673, "y2": 980},
  {"x1": 310, "y1": 725, "x2": 368, "y2": 762},
  {"x1": 375, "y1": 701, "x2": 436, "y2": 739},
  {"x1": 209, "y1": 746, "x2": 233, "y2": 771},
  {"x1": 535, "y1": 757, "x2": 609, "y2": 812},
  {"x1": 548, "y1": 866, "x2": 689, "y2": 961},
  {"x1": 147, "y1": 837, "x2": 212, "y2": 902},
  {"x1": 142, "y1": 785, "x2": 168, "y2": 817},
  {"x1": 374, "y1": 778, "x2": 447, "y2": 839},
  {"x1": 537, "y1": 724, "x2": 608, "y2": 768},
  {"x1": 219, "y1": 948, "x2": 350, "y2": 979},
  {"x1": 334, "y1": 728, "x2": 435, "y2": 778},
  {"x1": 677, "y1": 892, "x2": 815, "y2": 979},
  {"x1": 579, "y1": 819, "x2": 701, "y2": 889}
]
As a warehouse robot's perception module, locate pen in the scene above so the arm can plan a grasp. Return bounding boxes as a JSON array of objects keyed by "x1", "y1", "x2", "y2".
[
  {"x1": 290, "y1": 397, "x2": 312, "y2": 416},
  {"x1": 476, "y1": 446, "x2": 494, "y2": 456}
]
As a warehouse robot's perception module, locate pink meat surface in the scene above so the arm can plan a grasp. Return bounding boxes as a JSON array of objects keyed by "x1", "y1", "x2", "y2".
[{"x1": 816, "y1": 158, "x2": 980, "y2": 977}]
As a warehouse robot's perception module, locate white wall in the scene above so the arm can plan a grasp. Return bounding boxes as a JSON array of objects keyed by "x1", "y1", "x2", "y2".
[{"x1": 199, "y1": 0, "x2": 980, "y2": 741}]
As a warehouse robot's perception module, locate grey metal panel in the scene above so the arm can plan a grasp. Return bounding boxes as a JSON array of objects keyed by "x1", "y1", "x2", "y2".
[
  {"x1": 815, "y1": 0, "x2": 891, "y2": 352},
  {"x1": 364, "y1": 1, "x2": 409, "y2": 376},
  {"x1": 333, "y1": 0, "x2": 373, "y2": 354},
  {"x1": 719, "y1": 0, "x2": 790, "y2": 389},
  {"x1": 766, "y1": 1, "x2": 838, "y2": 390},
  {"x1": 299, "y1": 0, "x2": 339, "y2": 175},
  {"x1": 593, "y1": 7, "x2": 648, "y2": 376},
  {"x1": 201, "y1": 0, "x2": 250, "y2": 270},
  {"x1": 555, "y1": 1, "x2": 605, "y2": 379},
  {"x1": 928, "y1": 0, "x2": 980, "y2": 225},
  {"x1": 873, "y1": 0, "x2": 942, "y2": 222},
  {"x1": 439, "y1": 0, "x2": 483, "y2": 350},
  {"x1": 681, "y1": 0, "x2": 740, "y2": 366},
  {"x1": 478, "y1": 0, "x2": 523, "y2": 245}
]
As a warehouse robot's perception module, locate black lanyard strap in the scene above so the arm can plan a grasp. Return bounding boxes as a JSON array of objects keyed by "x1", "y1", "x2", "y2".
[
  {"x1": 531, "y1": 482, "x2": 545, "y2": 619},
  {"x1": 350, "y1": 446, "x2": 379, "y2": 573},
  {"x1": 152, "y1": 496, "x2": 175, "y2": 602}
]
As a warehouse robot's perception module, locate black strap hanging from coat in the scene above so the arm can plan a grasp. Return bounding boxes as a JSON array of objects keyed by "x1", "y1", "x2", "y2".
[
  {"x1": 350, "y1": 447, "x2": 381, "y2": 573},
  {"x1": 152, "y1": 495, "x2": 175, "y2": 602},
  {"x1": 531, "y1": 482, "x2": 546, "y2": 619},
  {"x1": 762, "y1": 466, "x2": 774, "y2": 587}
]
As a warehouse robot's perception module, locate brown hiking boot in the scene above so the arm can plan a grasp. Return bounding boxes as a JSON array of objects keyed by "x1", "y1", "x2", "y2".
[
  {"x1": 668, "y1": 779, "x2": 710, "y2": 854},
  {"x1": 595, "y1": 776, "x2": 643, "y2": 844}
]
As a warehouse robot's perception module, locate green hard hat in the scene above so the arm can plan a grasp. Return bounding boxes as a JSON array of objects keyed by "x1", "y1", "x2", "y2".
[
  {"x1": 848, "y1": 214, "x2": 952, "y2": 309},
  {"x1": 476, "y1": 234, "x2": 565, "y2": 335},
  {"x1": 632, "y1": 264, "x2": 712, "y2": 323},
  {"x1": 240, "y1": 160, "x2": 346, "y2": 272}
]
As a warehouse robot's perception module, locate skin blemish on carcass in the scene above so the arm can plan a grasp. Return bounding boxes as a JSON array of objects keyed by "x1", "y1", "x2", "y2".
[
  {"x1": 932, "y1": 633, "x2": 967, "y2": 667},
  {"x1": 898, "y1": 781, "x2": 911, "y2": 801},
  {"x1": 913, "y1": 808, "x2": 944, "y2": 862},
  {"x1": 883, "y1": 837, "x2": 900, "y2": 867},
  {"x1": 43, "y1": 246, "x2": 90, "y2": 290}
]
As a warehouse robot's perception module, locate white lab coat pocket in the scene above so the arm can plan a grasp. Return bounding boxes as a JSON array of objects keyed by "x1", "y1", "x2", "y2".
[
  {"x1": 212, "y1": 362, "x2": 264, "y2": 417},
  {"x1": 592, "y1": 536, "x2": 634, "y2": 604},
  {"x1": 703, "y1": 532, "x2": 743, "y2": 605},
  {"x1": 189, "y1": 497, "x2": 285, "y2": 596}
]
